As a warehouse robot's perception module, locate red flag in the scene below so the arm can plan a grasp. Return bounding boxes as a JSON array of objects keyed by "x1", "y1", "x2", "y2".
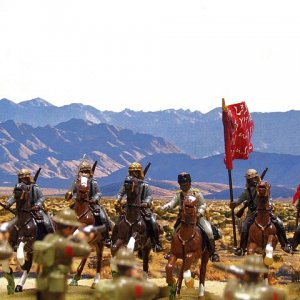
[
  {"x1": 292, "y1": 185, "x2": 300, "y2": 204},
  {"x1": 222, "y1": 100, "x2": 254, "y2": 170}
]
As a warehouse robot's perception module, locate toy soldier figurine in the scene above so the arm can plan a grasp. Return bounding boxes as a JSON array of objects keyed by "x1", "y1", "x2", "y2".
[
  {"x1": 214, "y1": 255, "x2": 286, "y2": 300},
  {"x1": 115, "y1": 162, "x2": 163, "y2": 252},
  {"x1": 4, "y1": 168, "x2": 54, "y2": 234},
  {"x1": 34, "y1": 208, "x2": 90, "y2": 300},
  {"x1": 93, "y1": 247, "x2": 168, "y2": 300},
  {"x1": 230, "y1": 169, "x2": 292, "y2": 256},
  {"x1": 161, "y1": 172, "x2": 220, "y2": 262},
  {"x1": 0, "y1": 219, "x2": 16, "y2": 294},
  {"x1": 65, "y1": 160, "x2": 113, "y2": 245},
  {"x1": 292, "y1": 225, "x2": 300, "y2": 250}
]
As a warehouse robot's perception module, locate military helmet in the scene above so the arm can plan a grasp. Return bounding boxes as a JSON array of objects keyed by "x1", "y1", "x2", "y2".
[
  {"x1": 113, "y1": 247, "x2": 137, "y2": 267},
  {"x1": 18, "y1": 168, "x2": 31, "y2": 179},
  {"x1": 79, "y1": 161, "x2": 92, "y2": 174},
  {"x1": 239, "y1": 256, "x2": 268, "y2": 273},
  {"x1": 52, "y1": 208, "x2": 80, "y2": 227},
  {"x1": 245, "y1": 169, "x2": 259, "y2": 179},
  {"x1": 128, "y1": 162, "x2": 144, "y2": 179},
  {"x1": 178, "y1": 172, "x2": 191, "y2": 184}
]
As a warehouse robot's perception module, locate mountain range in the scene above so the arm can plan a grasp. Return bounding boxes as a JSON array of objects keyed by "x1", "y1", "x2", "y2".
[{"x1": 1, "y1": 98, "x2": 299, "y2": 158}]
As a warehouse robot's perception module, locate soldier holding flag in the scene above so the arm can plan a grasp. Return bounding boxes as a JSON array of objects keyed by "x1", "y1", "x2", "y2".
[{"x1": 291, "y1": 185, "x2": 300, "y2": 250}]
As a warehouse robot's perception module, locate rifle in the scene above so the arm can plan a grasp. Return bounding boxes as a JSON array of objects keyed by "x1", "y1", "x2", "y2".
[
  {"x1": 92, "y1": 160, "x2": 98, "y2": 175},
  {"x1": 235, "y1": 167, "x2": 268, "y2": 218},
  {"x1": 33, "y1": 167, "x2": 42, "y2": 184},
  {"x1": 143, "y1": 162, "x2": 151, "y2": 178},
  {"x1": 0, "y1": 202, "x2": 15, "y2": 215},
  {"x1": 213, "y1": 263, "x2": 244, "y2": 279}
]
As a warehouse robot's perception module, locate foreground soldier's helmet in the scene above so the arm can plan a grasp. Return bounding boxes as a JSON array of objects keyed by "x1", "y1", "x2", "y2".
[
  {"x1": 239, "y1": 256, "x2": 268, "y2": 273},
  {"x1": 79, "y1": 161, "x2": 92, "y2": 174},
  {"x1": 178, "y1": 172, "x2": 191, "y2": 184},
  {"x1": 245, "y1": 169, "x2": 259, "y2": 179},
  {"x1": 18, "y1": 169, "x2": 31, "y2": 179},
  {"x1": 53, "y1": 208, "x2": 80, "y2": 227},
  {"x1": 128, "y1": 162, "x2": 144, "y2": 179},
  {"x1": 113, "y1": 247, "x2": 137, "y2": 267}
]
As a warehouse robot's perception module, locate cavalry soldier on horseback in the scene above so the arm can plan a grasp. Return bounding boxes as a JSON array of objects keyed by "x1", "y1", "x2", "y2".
[
  {"x1": 4, "y1": 168, "x2": 54, "y2": 234},
  {"x1": 161, "y1": 172, "x2": 220, "y2": 262},
  {"x1": 93, "y1": 247, "x2": 168, "y2": 300},
  {"x1": 115, "y1": 162, "x2": 163, "y2": 252},
  {"x1": 66, "y1": 160, "x2": 113, "y2": 245},
  {"x1": 34, "y1": 208, "x2": 90, "y2": 300},
  {"x1": 214, "y1": 255, "x2": 286, "y2": 300},
  {"x1": 230, "y1": 168, "x2": 292, "y2": 256}
]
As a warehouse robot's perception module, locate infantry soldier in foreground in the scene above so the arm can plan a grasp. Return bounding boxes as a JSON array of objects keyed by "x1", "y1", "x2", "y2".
[
  {"x1": 4, "y1": 168, "x2": 54, "y2": 234},
  {"x1": 115, "y1": 162, "x2": 163, "y2": 252},
  {"x1": 0, "y1": 219, "x2": 16, "y2": 294},
  {"x1": 161, "y1": 172, "x2": 220, "y2": 262},
  {"x1": 93, "y1": 247, "x2": 168, "y2": 300},
  {"x1": 34, "y1": 208, "x2": 90, "y2": 300},
  {"x1": 214, "y1": 255, "x2": 286, "y2": 300},
  {"x1": 66, "y1": 160, "x2": 113, "y2": 245},
  {"x1": 230, "y1": 169, "x2": 291, "y2": 256}
]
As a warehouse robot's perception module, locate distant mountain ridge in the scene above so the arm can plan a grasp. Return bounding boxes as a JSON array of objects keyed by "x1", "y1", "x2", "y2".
[{"x1": 1, "y1": 98, "x2": 299, "y2": 157}]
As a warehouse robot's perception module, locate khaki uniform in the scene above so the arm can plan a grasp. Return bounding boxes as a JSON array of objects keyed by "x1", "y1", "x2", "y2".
[
  {"x1": 224, "y1": 280, "x2": 286, "y2": 300},
  {"x1": 164, "y1": 188, "x2": 214, "y2": 239},
  {"x1": 34, "y1": 233, "x2": 90, "y2": 300},
  {"x1": 93, "y1": 277, "x2": 161, "y2": 300}
]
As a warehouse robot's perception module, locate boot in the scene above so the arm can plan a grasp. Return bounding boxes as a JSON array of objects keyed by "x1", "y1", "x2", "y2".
[
  {"x1": 208, "y1": 239, "x2": 220, "y2": 262},
  {"x1": 292, "y1": 229, "x2": 300, "y2": 251},
  {"x1": 234, "y1": 232, "x2": 248, "y2": 256},
  {"x1": 275, "y1": 222, "x2": 292, "y2": 253},
  {"x1": 153, "y1": 226, "x2": 163, "y2": 252}
]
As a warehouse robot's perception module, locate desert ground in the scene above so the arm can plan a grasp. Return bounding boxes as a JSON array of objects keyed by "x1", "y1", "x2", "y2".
[{"x1": 0, "y1": 195, "x2": 300, "y2": 299}]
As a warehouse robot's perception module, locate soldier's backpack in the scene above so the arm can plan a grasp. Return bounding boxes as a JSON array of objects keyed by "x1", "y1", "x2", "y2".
[{"x1": 33, "y1": 240, "x2": 55, "y2": 267}]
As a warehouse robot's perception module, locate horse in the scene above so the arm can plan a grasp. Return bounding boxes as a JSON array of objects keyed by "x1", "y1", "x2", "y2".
[
  {"x1": 111, "y1": 175, "x2": 152, "y2": 277},
  {"x1": 69, "y1": 174, "x2": 108, "y2": 288},
  {"x1": 166, "y1": 195, "x2": 210, "y2": 300},
  {"x1": 248, "y1": 181, "x2": 278, "y2": 268},
  {"x1": 8, "y1": 187, "x2": 51, "y2": 293}
]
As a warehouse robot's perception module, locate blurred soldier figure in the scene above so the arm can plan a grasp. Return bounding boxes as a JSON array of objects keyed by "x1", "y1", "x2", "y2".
[
  {"x1": 66, "y1": 160, "x2": 113, "y2": 245},
  {"x1": 230, "y1": 169, "x2": 291, "y2": 256},
  {"x1": 161, "y1": 172, "x2": 220, "y2": 262},
  {"x1": 0, "y1": 219, "x2": 16, "y2": 294},
  {"x1": 93, "y1": 247, "x2": 168, "y2": 300},
  {"x1": 214, "y1": 255, "x2": 286, "y2": 300},
  {"x1": 292, "y1": 225, "x2": 300, "y2": 250},
  {"x1": 34, "y1": 208, "x2": 90, "y2": 300},
  {"x1": 116, "y1": 162, "x2": 163, "y2": 252},
  {"x1": 4, "y1": 168, "x2": 54, "y2": 234}
]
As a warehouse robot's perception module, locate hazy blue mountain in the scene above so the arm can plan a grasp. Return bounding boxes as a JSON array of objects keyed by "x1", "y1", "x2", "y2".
[{"x1": 1, "y1": 98, "x2": 299, "y2": 157}]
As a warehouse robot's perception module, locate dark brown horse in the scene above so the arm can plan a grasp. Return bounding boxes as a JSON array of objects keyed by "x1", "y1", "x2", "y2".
[
  {"x1": 69, "y1": 175, "x2": 107, "y2": 288},
  {"x1": 166, "y1": 195, "x2": 210, "y2": 300},
  {"x1": 111, "y1": 176, "x2": 152, "y2": 276},
  {"x1": 8, "y1": 186, "x2": 50, "y2": 292},
  {"x1": 248, "y1": 181, "x2": 278, "y2": 267}
]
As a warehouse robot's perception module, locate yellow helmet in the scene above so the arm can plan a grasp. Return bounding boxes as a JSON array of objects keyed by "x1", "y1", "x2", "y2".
[
  {"x1": 128, "y1": 162, "x2": 144, "y2": 179},
  {"x1": 245, "y1": 169, "x2": 259, "y2": 179},
  {"x1": 113, "y1": 247, "x2": 137, "y2": 268},
  {"x1": 18, "y1": 168, "x2": 31, "y2": 180},
  {"x1": 79, "y1": 161, "x2": 92, "y2": 174}
]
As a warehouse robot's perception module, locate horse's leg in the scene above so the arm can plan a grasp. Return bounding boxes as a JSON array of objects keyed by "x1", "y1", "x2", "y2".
[
  {"x1": 142, "y1": 242, "x2": 151, "y2": 278},
  {"x1": 16, "y1": 241, "x2": 26, "y2": 266},
  {"x1": 69, "y1": 257, "x2": 88, "y2": 286},
  {"x1": 247, "y1": 242, "x2": 257, "y2": 255},
  {"x1": 91, "y1": 241, "x2": 104, "y2": 289},
  {"x1": 198, "y1": 249, "x2": 210, "y2": 300},
  {"x1": 182, "y1": 252, "x2": 195, "y2": 289},
  {"x1": 1, "y1": 259, "x2": 15, "y2": 295},
  {"x1": 166, "y1": 254, "x2": 177, "y2": 300},
  {"x1": 264, "y1": 235, "x2": 275, "y2": 267},
  {"x1": 16, "y1": 252, "x2": 33, "y2": 292},
  {"x1": 111, "y1": 238, "x2": 125, "y2": 277}
]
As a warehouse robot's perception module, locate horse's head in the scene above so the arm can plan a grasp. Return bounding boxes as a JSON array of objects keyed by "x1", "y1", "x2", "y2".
[
  {"x1": 123, "y1": 176, "x2": 142, "y2": 202},
  {"x1": 75, "y1": 175, "x2": 90, "y2": 200},
  {"x1": 181, "y1": 195, "x2": 197, "y2": 225},
  {"x1": 256, "y1": 181, "x2": 271, "y2": 209}
]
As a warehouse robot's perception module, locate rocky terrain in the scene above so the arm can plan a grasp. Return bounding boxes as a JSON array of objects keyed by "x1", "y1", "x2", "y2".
[{"x1": 0, "y1": 197, "x2": 300, "y2": 299}]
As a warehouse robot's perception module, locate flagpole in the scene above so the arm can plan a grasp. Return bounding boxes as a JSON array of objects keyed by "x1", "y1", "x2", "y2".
[{"x1": 228, "y1": 169, "x2": 237, "y2": 247}]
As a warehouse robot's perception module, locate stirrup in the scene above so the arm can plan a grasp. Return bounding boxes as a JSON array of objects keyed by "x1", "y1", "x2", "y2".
[
  {"x1": 210, "y1": 253, "x2": 220, "y2": 262},
  {"x1": 282, "y1": 243, "x2": 292, "y2": 253},
  {"x1": 234, "y1": 248, "x2": 244, "y2": 256}
]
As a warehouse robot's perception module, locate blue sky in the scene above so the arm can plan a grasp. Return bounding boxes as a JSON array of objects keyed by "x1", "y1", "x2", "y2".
[{"x1": 1, "y1": 0, "x2": 300, "y2": 113}]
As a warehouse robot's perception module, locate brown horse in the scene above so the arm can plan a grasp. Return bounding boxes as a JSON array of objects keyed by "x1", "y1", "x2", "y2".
[
  {"x1": 8, "y1": 186, "x2": 51, "y2": 292},
  {"x1": 248, "y1": 181, "x2": 278, "y2": 267},
  {"x1": 69, "y1": 175, "x2": 108, "y2": 288},
  {"x1": 166, "y1": 195, "x2": 210, "y2": 300},
  {"x1": 111, "y1": 176, "x2": 152, "y2": 276}
]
